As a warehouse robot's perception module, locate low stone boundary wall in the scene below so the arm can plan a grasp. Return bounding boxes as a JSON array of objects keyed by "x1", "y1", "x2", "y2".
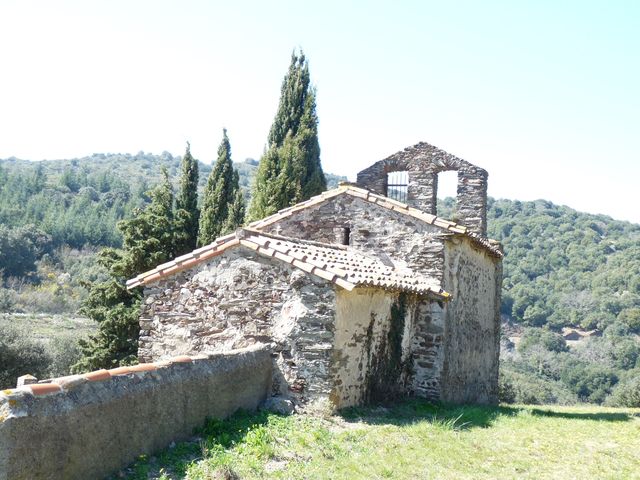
[{"x1": 0, "y1": 345, "x2": 272, "y2": 480}]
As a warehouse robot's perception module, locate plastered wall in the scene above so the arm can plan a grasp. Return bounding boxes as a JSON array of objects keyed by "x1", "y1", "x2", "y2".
[{"x1": 440, "y1": 237, "x2": 502, "y2": 404}]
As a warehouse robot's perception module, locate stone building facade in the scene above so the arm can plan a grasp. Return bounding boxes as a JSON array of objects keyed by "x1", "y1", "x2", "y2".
[
  {"x1": 357, "y1": 142, "x2": 489, "y2": 236},
  {"x1": 128, "y1": 142, "x2": 503, "y2": 408}
]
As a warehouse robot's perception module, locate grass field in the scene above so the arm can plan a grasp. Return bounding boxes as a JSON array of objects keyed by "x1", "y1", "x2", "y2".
[
  {"x1": 0, "y1": 313, "x2": 95, "y2": 344},
  {"x1": 116, "y1": 400, "x2": 640, "y2": 480}
]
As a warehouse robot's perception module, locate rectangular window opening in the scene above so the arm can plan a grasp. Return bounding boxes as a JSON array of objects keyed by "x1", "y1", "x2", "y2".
[{"x1": 386, "y1": 171, "x2": 409, "y2": 203}]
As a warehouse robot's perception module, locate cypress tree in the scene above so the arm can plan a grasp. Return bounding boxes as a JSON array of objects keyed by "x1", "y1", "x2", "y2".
[
  {"x1": 223, "y1": 171, "x2": 246, "y2": 233},
  {"x1": 174, "y1": 142, "x2": 200, "y2": 255},
  {"x1": 198, "y1": 129, "x2": 236, "y2": 245},
  {"x1": 74, "y1": 169, "x2": 176, "y2": 371},
  {"x1": 249, "y1": 50, "x2": 326, "y2": 220}
]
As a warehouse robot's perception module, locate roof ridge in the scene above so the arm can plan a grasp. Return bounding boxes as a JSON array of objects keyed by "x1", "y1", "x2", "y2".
[
  {"x1": 247, "y1": 183, "x2": 488, "y2": 239},
  {"x1": 258, "y1": 185, "x2": 502, "y2": 257},
  {"x1": 240, "y1": 228, "x2": 348, "y2": 251}
]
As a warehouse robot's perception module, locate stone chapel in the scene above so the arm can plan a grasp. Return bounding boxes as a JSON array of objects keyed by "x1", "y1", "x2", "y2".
[{"x1": 127, "y1": 142, "x2": 503, "y2": 408}]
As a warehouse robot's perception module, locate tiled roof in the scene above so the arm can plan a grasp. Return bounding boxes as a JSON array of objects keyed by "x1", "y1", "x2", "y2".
[
  {"x1": 127, "y1": 229, "x2": 450, "y2": 300},
  {"x1": 247, "y1": 183, "x2": 503, "y2": 258}
]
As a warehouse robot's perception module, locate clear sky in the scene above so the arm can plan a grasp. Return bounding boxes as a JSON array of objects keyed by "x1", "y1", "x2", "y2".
[{"x1": 1, "y1": 0, "x2": 638, "y2": 222}]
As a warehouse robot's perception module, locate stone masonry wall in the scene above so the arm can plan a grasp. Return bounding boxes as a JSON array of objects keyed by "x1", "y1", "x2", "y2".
[
  {"x1": 139, "y1": 249, "x2": 337, "y2": 406},
  {"x1": 356, "y1": 142, "x2": 488, "y2": 236},
  {"x1": 440, "y1": 237, "x2": 502, "y2": 404},
  {"x1": 410, "y1": 299, "x2": 445, "y2": 400},
  {"x1": 262, "y1": 195, "x2": 447, "y2": 281},
  {"x1": 0, "y1": 346, "x2": 271, "y2": 480},
  {"x1": 261, "y1": 194, "x2": 450, "y2": 403}
]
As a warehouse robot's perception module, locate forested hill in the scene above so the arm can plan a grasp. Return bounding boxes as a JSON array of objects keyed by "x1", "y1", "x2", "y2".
[
  {"x1": 1, "y1": 154, "x2": 638, "y2": 334},
  {"x1": 0, "y1": 153, "x2": 346, "y2": 250},
  {"x1": 441, "y1": 198, "x2": 640, "y2": 333}
]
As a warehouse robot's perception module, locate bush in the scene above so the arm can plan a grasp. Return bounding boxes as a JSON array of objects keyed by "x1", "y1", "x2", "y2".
[
  {"x1": 0, "y1": 323, "x2": 51, "y2": 388},
  {"x1": 0, "y1": 288, "x2": 17, "y2": 312},
  {"x1": 14, "y1": 286, "x2": 75, "y2": 314},
  {"x1": 46, "y1": 336, "x2": 82, "y2": 378},
  {"x1": 618, "y1": 308, "x2": 640, "y2": 333},
  {"x1": 518, "y1": 328, "x2": 568, "y2": 353},
  {"x1": 560, "y1": 364, "x2": 618, "y2": 403},
  {"x1": 499, "y1": 363, "x2": 577, "y2": 405},
  {"x1": 498, "y1": 369, "x2": 516, "y2": 403},
  {"x1": 605, "y1": 374, "x2": 640, "y2": 407}
]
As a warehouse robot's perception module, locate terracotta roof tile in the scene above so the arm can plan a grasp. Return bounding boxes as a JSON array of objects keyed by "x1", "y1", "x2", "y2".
[
  {"x1": 127, "y1": 229, "x2": 449, "y2": 299},
  {"x1": 29, "y1": 383, "x2": 62, "y2": 396},
  {"x1": 84, "y1": 370, "x2": 111, "y2": 382},
  {"x1": 126, "y1": 184, "x2": 500, "y2": 293}
]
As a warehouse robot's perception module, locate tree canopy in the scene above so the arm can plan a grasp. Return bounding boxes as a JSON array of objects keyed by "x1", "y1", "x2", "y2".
[
  {"x1": 174, "y1": 142, "x2": 200, "y2": 255},
  {"x1": 199, "y1": 130, "x2": 244, "y2": 245},
  {"x1": 249, "y1": 51, "x2": 326, "y2": 220},
  {"x1": 74, "y1": 169, "x2": 177, "y2": 371}
]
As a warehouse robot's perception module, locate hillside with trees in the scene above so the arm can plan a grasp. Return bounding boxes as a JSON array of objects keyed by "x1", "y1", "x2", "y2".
[
  {"x1": 1, "y1": 163, "x2": 639, "y2": 404},
  {"x1": 436, "y1": 197, "x2": 640, "y2": 333},
  {"x1": 439, "y1": 196, "x2": 640, "y2": 406},
  {"x1": 1, "y1": 55, "x2": 637, "y2": 402}
]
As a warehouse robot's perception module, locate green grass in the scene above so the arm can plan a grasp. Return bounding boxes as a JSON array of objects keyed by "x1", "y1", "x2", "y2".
[
  {"x1": 0, "y1": 313, "x2": 95, "y2": 343},
  {"x1": 116, "y1": 400, "x2": 640, "y2": 480}
]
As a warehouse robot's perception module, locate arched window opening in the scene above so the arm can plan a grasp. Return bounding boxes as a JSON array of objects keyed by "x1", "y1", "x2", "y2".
[
  {"x1": 436, "y1": 170, "x2": 458, "y2": 219},
  {"x1": 386, "y1": 171, "x2": 409, "y2": 203}
]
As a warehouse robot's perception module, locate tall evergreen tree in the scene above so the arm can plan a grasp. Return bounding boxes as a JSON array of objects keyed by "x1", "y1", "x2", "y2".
[
  {"x1": 74, "y1": 169, "x2": 176, "y2": 371},
  {"x1": 223, "y1": 171, "x2": 246, "y2": 233},
  {"x1": 174, "y1": 142, "x2": 200, "y2": 255},
  {"x1": 249, "y1": 50, "x2": 326, "y2": 220},
  {"x1": 198, "y1": 129, "x2": 241, "y2": 245}
]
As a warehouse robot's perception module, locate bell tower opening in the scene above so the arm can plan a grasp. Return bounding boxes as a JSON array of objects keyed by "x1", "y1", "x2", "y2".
[
  {"x1": 386, "y1": 170, "x2": 409, "y2": 203},
  {"x1": 436, "y1": 170, "x2": 458, "y2": 219}
]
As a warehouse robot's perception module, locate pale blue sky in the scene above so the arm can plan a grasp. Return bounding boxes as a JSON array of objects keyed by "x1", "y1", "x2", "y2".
[{"x1": 1, "y1": 1, "x2": 638, "y2": 222}]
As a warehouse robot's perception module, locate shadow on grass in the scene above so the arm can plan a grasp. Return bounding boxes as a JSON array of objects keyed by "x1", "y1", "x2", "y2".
[
  {"x1": 339, "y1": 398, "x2": 635, "y2": 430},
  {"x1": 528, "y1": 408, "x2": 634, "y2": 422},
  {"x1": 114, "y1": 409, "x2": 276, "y2": 480}
]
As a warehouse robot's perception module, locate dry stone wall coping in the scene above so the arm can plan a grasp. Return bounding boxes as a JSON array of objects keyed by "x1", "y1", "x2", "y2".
[
  {"x1": 1, "y1": 353, "x2": 208, "y2": 401},
  {"x1": 0, "y1": 345, "x2": 272, "y2": 480}
]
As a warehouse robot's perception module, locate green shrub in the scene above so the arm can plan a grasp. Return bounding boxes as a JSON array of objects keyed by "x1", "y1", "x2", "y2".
[
  {"x1": 46, "y1": 336, "x2": 82, "y2": 378},
  {"x1": 605, "y1": 374, "x2": 640, "y2": 407},
  {"x1": 0, "y1": 288, "x2": 17, "y2": 312},
  {"x1": 518, "y1": 328, "x2": 568, "y2": 353},
  {"x1": 0, "y1": 323, "x2": 51, "y2": 388},
  {"x1": 560, "y1": 364, "x2": 618, "y2": 403},
  {"x1": 499, "y1": 363, "x2": 577, "y2": 405},
  {"x1": 498, "y1": 369, "x2": 516, "y2": 403},
  {"x1": 618, "y1": 308, "x2": 640, "y2": 333}
]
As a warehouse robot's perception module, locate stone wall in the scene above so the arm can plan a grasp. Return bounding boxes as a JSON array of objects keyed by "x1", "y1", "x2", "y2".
[
  {"x1": 410, "y1": 299, "x2": 445, "y2": 400},
  {"x1": 0, "y1": 346, "x2": 271, "y2": 480},
  {"x1": 440, "y1": 237, "x2": 502, "y2": 404},
  {"x1": 139, "y1": 249, "x2": 337, "y2": 405},
  {"x1": 356, "y1": 142, "x2": 488, "y2": 236},
  {"x1": 262, "y1": 194, "x2": 447, "y2": 281}
]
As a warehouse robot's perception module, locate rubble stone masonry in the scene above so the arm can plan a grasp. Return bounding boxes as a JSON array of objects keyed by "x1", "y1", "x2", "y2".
[{"x1": 356, "y1": 142, "x2": 488, "y2": 236}]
